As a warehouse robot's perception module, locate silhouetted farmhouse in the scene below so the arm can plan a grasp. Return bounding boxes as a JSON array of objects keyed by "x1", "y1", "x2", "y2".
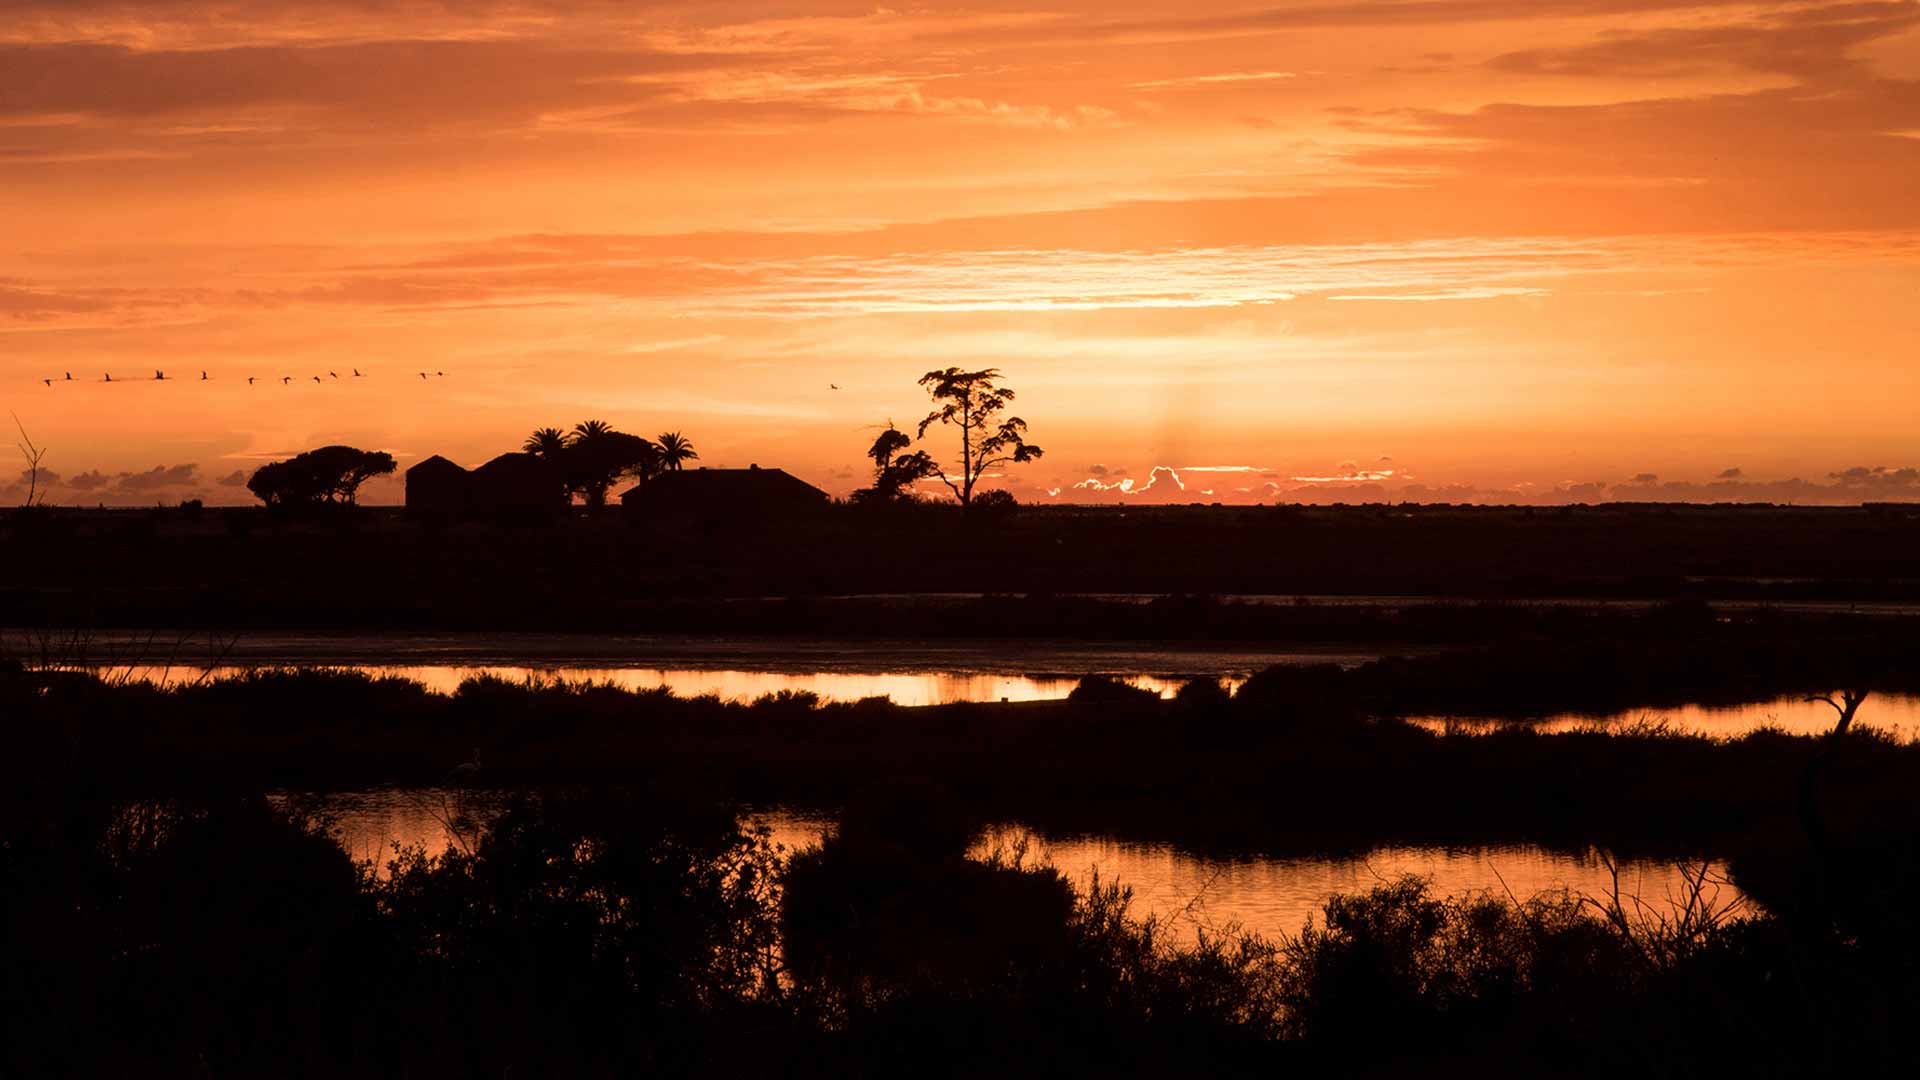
[
  {"x1": 471, "y1": 452, "x2": 563, "y2": 516},
  {"x1": 405, "y1": 455, "x2": 471, "y2": 516},
  {"x1": 621, "y1": 465, "x2": 828, "y2": 526},
  {"x1": 405, "y1": 452, "x2": 565, "y2": 520}
]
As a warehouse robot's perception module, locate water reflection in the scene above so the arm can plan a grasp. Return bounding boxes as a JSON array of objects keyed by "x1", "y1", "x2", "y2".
[
  {"x1": 292, "y1": 790, "x2": 1746, "y2": 945},
  {"x1": 110, "y1": 665, "x2": 1223, "y2": 704},
  {"x1": 1414, "y1": 693, "x2": 1920, "y2": 741},
  {"x1": 98, "y1": 658, "x2": 1920, "y2": 736}
]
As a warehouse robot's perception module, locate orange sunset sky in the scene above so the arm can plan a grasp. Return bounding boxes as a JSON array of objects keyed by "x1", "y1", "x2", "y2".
[{"x1": 3, "y1": 0, "x2": 1918, "y2": 506}]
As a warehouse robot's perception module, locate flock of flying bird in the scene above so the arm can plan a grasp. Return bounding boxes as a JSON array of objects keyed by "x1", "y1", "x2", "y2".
[{"x1": 40, "y1": 369, "x2": 447, "y2": 386}]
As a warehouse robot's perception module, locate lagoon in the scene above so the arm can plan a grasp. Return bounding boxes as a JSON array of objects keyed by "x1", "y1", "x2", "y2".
[{"x1": 295, "y1": 789, "x2": 1748, "y2": 945}]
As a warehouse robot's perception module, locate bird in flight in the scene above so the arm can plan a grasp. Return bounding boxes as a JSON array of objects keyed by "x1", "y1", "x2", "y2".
[
  {"x1": 830, "y1": 383, "x2": 840, "y2": 390},
  {"x1": 328, "y1": 371, "x2": 338, "y2": 379},
  {"x1": 42, "y1": 378, "x2": 51, "y2": 386},
  {"x1": 201, "y1": 371, "x2": 209, "y2": 380},
  {"x1": 312, "y1": 375, "x2": 322, "y2": 383},
  {"x1": 281, "y1": 376, "x2": 292, "y2": 385},
  {"x1": 64, "y1": 372, "x2": 72, "y2": 381},
  {"x1": 154, "y1": 370, "x2": 167, "y2": 380},
  {"x1": 247, "y1": 376, "x2": 256, "y2": 385},
  {"x1": 418, "y1": 372, "x2": 428, "y2": 380},
  {"x1": 104, "y1": 373, "x2": 113, "y2": 382},
  {"x1": 352, "y1": 368, "x2": 364, "y2": 377}
]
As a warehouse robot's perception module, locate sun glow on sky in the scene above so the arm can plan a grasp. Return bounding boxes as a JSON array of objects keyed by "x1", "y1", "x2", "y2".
[{"x1": 4, "y1": 1, "x2": 1918, "y2": 505}]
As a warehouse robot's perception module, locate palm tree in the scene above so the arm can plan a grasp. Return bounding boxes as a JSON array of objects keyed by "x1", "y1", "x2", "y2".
[
  {"x1": 565, "y1": 421, "x2": 655, "y2": 509},
  {"x1": 625, "y1": 437, "x2": 666, "y2": 486},
  {"x1": 523, "y1": 426, "x2": 571, "y2": 458},
  {"x1": 572, "y1": 419, "x2": 615, "y2": 444},
  {"x1": 657, "y1": 431, "x2": 698, "y2": 471}
]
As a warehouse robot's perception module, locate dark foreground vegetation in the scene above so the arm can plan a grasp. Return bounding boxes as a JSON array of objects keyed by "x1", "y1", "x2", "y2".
[
  {"x1": 6, "y1": 782, "x2": 1919, "y2": 1077},
  {"x1": 8, "y1": 615, "x2": 1919, "y2": 1074},
  {"x1": 5, "y1": 501, "x2": 1920, "y2": 630}
]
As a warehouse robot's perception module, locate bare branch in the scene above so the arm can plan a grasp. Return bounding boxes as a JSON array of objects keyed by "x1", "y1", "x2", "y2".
[{"x1": 11, "y1": 412, "x2": 48, "y2": 508}]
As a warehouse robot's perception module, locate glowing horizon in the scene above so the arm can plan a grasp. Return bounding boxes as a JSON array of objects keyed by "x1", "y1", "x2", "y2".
[{"x1": 4, "y1": 1, "x2": 1918, "y2": 506}]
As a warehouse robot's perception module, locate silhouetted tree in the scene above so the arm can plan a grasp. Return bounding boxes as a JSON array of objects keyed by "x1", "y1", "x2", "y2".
[
  {"x1": 247, "y1": 445, "x2": 396, "y2": 508},
  {"x1": 915, "y1": 367, "x2": 1043, "y2": 508},
  {"x1": 612, "y1": 432, "x2": 664, "y2": 486},
  {"x1": 571, "y1": 418, "x2": 613, "y2": 441},
  {"x1": 868, "y1": 425, "x2": 911, "y2": 471},
  {"x1": 1798, "y1": 686, "x2": 1873, "y2": 872},
  {"x1": 522, "y1": 427, "x2": 570, "y2": 458},
  {"x1": 564, "y1": 424, "x2": 660, "y2": 509},
  {"x1": 657, "y1": 432, "x2": 698, "y2": 471},
  {"x1": 855, "y1": 422, "x2": 938, "y2": 503},
  {"x1": 970, "y1": 487, "x2": 1019, "y2": 514}
]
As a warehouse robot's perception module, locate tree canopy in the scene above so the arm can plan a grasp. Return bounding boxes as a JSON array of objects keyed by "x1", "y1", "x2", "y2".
[
  {"x1": 248, "y1": 445, "x2": 396, "y2": 507},
  {"x1": 657, "y1": 432, "x2": 699, "y2": 471},
  {"x1": 855, "y1": 423, "x2": 939, "y2": 504},
  {"x1": 914, "y1": 368, "x2": 1042, "y2": 507},
  {"x1": 522, "y1": 421, "x2": 670, "y2": 508}
]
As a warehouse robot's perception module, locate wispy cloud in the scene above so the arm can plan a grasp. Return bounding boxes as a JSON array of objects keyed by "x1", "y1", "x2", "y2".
[
  {"x1": 622, "y1": 334, "x2": 728, "y2": 354},
  {"x1": 10, "y1": 230, "x2": 1919, "y2": 331},
  {"x1": 1130, "y1": 71, "x2": 1299, "y2": 90},
  {"x1": 1326, "y1": 287, "x2": 1549, "y2": 301}
]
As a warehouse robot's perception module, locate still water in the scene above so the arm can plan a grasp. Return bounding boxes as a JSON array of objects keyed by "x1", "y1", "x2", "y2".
[
  {"x1": 58, "y1": 631, "x2": 1366, "y2": 705},
  {"x1": 296, "y1": 789, "x2": 1747, "y2": 945},
  {"x1": 37, "y1": 629, "x2": 1914, "y2": 735},
  {"x1": 1412, "y1": 693, "x2": 1920, "y2": 741},
  {"x1": 113, "y1": 664, "x2": 1231, "y2": 704},
  {"x1": 93, "y1": 666, "x2": 1920, "y2": 738}
]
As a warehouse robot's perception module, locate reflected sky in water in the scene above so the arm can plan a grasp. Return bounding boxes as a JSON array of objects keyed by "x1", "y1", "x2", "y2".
[
  {"x1": 292, "y1": 791, "x2": 1746, "y2": 946},
  {"x1": 116, "y1": 665, "x2": 1220, "y2": 704},
  {"x1": 64, "y1": 631, "x2": 1332, "y2": 705},
  {"x1": 1414, "y1": 694, "x2": 1920, "y2": 741},
  {"x1": 105, "y1": 658, "x2": 1920, "y2": 737}
]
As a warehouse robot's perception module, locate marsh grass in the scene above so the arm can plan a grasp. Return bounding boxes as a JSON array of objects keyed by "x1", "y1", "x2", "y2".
[{"x1": 10, "y1": 657, "x2": 1920, "y2": 863}]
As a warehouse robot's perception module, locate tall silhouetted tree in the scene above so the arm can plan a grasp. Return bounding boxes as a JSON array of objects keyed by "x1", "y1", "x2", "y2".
[
  {"x1": 247, "y1": 445, "x2": 395, "y2": 508},
  {"x1": 856, "y1": 422, "x2": 937, "y2": 503},
  {"x1": 657, "y1": 432, "x2": 698, "y2": 471},
  {"x1": 915, "y1": 368, "x2": 1043, "y2": 508}
]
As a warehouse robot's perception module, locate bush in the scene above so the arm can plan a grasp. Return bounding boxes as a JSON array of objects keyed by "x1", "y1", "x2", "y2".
[
  {"x1": 1175, "y1": 676, "x2": 1233, "y2": 708},
  {"x1": 1067, "y1": 675, "x2": 1162, "y2": 705}
]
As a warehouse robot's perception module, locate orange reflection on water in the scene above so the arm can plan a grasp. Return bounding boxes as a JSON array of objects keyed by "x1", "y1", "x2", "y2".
[
  {"x1": 116, "y1": 665, "x2": 1208, "y2": 706},
  {"x1": 291, "y1": 793, "x2": 1746, "y2": 944},
  {"x1": 1414, "y1": 694, "x2": 1920, "y2": 741}
]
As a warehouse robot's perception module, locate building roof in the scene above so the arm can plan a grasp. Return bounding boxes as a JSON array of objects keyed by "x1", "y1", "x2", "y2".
[
  {"x1": 406, "y1": 454, "x2": 469, "y2": 478},
  {"x1": 619, "y1": 466, "x2": 827, "y2": 508},
  {"x1": 473, "y1": 451, "x2": 552, "y2": 480}
]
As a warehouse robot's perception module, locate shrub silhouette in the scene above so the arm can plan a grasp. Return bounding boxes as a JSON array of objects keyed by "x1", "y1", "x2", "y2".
[
  {"x1": 1067, "y1": 674, "x2": 1161, "y2": 705},
  {"x1": 1175, "y1": 675, "x2": 1233, "y2": 709}
]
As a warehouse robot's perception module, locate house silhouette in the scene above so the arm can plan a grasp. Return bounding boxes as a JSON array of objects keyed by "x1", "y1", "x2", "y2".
[
  {"x1": 405, "y1": 455, "x2": 471, "y2": 516},
  {"x1": 621, "y1": 465, "x2": 828, "y2": 525},
  {"x1": 405, "y1": 452, "x2": 566, "y2": 519}
]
